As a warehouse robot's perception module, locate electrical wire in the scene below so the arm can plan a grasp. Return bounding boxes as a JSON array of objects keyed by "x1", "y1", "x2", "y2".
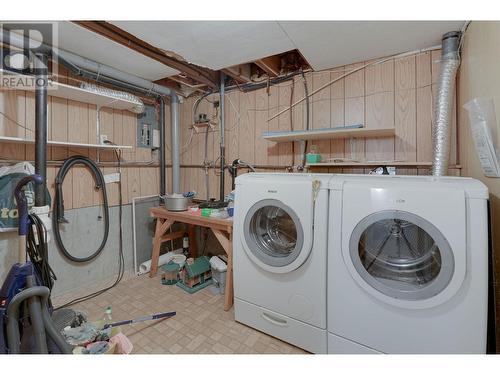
[
  {"x1": 0, "y1": 109, "x2": 34, "y2": 134},
  {"x1": 26, "y1": 213, "x2": 57, "y2": 291},
  {"x1": 55, "y1": 149, "x2": 125, "y2": 310}
]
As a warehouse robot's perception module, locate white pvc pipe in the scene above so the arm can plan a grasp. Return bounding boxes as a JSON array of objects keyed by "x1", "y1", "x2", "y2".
[{"x1": 138, "y1": 253, "x2": 173, "y2": 275}]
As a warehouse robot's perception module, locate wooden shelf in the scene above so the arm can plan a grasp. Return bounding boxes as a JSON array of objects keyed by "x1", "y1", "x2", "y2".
[
  {"x1": 262, "y1": 126, "x2": 395, "y2": 142},
  {"x1": 0, "y1": 135, "x2": 132, "y2": 150},
  {"x1": 307, "y1": 161, "x2": 462, "y2": 169},
  {"x1": 1, "y1": 70, "x2": 141, "y2": 112}
]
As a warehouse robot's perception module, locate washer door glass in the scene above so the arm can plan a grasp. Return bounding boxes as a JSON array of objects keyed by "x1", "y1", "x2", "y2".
[
  {"x1": 244, "y1": 199, "x2": 304, "y2": 268},
  {"x1": 349, "y1": 210, "x2": 454, "y2": 301}
]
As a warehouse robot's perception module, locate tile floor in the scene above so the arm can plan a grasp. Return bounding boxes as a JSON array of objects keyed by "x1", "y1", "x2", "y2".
[{"x1": 52, "y1": 272, "x2": 307, "y2": 354}]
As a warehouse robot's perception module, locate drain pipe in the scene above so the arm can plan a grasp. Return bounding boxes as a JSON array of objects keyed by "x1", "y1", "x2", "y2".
[
  {"x1": 34, "y1": 54, "x2": 48, "y2": 207},
  {"x1": 219, "y1": 73, "x2": 226, "y2": 201},
  {"x1": 432, "y1": 31, "x2": 461, "y2": 176},
  {"x1": 171, "y1": 94, "x2": 181, "y2": 194},
  {"x1": 158, "y1": 96, "x2": 166, "y2": 196},
  {"x1": 2, "y1": 30, "x2": 180, "y2": 194}
]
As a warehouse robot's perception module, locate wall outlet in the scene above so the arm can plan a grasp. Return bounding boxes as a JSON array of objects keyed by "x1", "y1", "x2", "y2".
[
  {"x1": 99, "y1": 134, "x2": 108, "y2": 145},
  {"x1": 104, "y1": 172, "x2": 121, "y2": 184}
]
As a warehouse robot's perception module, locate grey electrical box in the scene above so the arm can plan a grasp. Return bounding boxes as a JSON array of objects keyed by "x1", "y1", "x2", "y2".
[{"x1": 137, "y1": 104, "x2": 159, "y2": 148}]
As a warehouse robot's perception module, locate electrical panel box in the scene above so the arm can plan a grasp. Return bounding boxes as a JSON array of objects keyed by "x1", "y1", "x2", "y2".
[{"x1": 137, "y1": 104, "x2": 159, "y2": 149}]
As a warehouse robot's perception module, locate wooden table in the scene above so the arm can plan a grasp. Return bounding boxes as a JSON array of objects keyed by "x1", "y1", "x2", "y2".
[{"x1": 149, "y1": 206, "x2": 234, "y2": 311}]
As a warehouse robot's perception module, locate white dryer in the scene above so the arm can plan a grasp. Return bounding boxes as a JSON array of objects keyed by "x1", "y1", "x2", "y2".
[
  {"x1": 234, "y1": 173, "x2": 330, "y2": 353},
  {"x1": 327, "y1": 174, "x2": 489, "y2": 354}
]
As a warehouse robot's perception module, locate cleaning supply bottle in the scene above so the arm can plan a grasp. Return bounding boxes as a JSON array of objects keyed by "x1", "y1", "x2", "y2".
[
  {"x1": 104, "y1": 306, "x2": 113, "y2": 325},
  {"x1": 182, "y1": 233, "x2": 189, "y2": 257}
]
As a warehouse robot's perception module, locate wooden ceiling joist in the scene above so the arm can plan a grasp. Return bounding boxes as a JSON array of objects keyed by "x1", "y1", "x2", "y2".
[
  {"x1": 73, "y1": 21, "x2": 219, "y2": 89},
  {"x1": 222, "y1": 64, "x2": 252, "y2": 84},
  {"x1": 168, "y1": 74, "x2": 208, "y2": 89},
  {"x1": 254, "y1": 55, "x2": 281, "y2": 77}
]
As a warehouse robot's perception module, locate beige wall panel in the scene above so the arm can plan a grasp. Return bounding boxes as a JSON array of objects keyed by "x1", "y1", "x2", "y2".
[
  {"x1": 344, "y1": 62, "x2": 365, "y2": 161},
  {"x1": 254, "y1": 87, "x2": 269, "y2": 166},
  {"x1": 330, "y1": 67, "x2": 345, "y2": 160},
  {"x1": 267, "y1": 84, "x2": 280, "y2": 165},
  {"x1": 278, "y1": 82, "x2": 294, "y2": 166},
  {"x1": 416, "y1": 86, "x2": 433, "y2": 162},
  {"x1": 292, "y1": 75, "x2": 305, "y2": 165},
  {"x1": 312, "y1": 71, "x2": 331, "y2": 161}
]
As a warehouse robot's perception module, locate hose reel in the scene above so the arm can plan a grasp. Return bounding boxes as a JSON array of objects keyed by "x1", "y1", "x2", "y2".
[{"x1": 52, "y1": 156, "x2": 109, "y2": 263}]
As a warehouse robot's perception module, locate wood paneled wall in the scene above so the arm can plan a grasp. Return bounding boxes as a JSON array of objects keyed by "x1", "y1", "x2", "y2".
[
  {"x1": 174, "y1": 48, "x2": 459, "y2": 199},
  {"x1": 0, "y1": 66, "x2": 163, "y2": 209},
  {"x1": 0, "y1": 49, "x2": 459, "y2": 208}
]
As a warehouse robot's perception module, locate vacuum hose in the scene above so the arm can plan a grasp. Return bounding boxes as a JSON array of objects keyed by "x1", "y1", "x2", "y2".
[{"x1": 53, "y1": 156, "x2": 109, "y2": 263}]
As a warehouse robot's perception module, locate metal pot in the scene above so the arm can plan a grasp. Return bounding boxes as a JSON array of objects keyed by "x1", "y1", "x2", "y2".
[{"x1": 162, "y1": 193, "x2": 188, "y2": 211}]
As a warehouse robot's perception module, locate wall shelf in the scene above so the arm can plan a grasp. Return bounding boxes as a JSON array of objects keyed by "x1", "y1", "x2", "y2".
[
  {"x1": 0, "y1": 135, "x2": 132, "y2": 150},
  {"x1": 262, "y1": 126, "x2": 395, "y2": 142},
  {"x1": 306, "y1": 161, "x2": 462, "y2": 169},
  {"x1": 1, "y1": 69, "x2": 141, "y2": 112}
]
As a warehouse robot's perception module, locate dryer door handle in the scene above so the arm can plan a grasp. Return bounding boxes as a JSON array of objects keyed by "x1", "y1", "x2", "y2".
[{"x1": 261, "y1": 312, "x2": 288, "y2": 327}]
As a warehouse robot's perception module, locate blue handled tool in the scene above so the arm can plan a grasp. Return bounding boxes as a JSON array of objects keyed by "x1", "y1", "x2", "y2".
[
  {"x1": 14, "y1": 174, "x2": 43, "y2": 236},
  {"x1": 103, "y1": 311, "x2": 176, "y2": 329}
]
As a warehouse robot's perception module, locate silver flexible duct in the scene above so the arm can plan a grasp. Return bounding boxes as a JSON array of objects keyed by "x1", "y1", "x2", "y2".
[
  {"x1": 432, "y1": 31, "x2": 461, "y2": 176},
  {"x1": 1, "y1": 28, "x2": 181, "y2": 194},
  {"x1": 80, "y1": 82, "x2": 145, "y2": 114}
]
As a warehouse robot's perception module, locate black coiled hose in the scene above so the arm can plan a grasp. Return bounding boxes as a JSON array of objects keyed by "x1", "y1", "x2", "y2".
[{"x1": 52, "y1": 155, "x2": 109, "y2": 263}]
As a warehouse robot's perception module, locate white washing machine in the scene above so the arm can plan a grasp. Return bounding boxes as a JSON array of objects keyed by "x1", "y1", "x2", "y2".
[
  {"x1": 327, "y1": 174, "x2": 489, "y2": 354},
  {"x1": 234, "y1": 173, "x2": 330, "y2": 353}
]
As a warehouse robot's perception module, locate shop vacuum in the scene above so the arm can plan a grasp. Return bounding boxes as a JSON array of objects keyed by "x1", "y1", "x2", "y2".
[{"x1": 0, "y1": 175, "x2": 72, "y2": 354}]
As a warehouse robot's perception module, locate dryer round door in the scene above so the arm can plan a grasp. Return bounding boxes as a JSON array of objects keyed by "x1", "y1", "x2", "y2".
[
  {"x1": 242, "y1": 199, "x2": 311, "y2": 274},
  {"x1": 347, "y1": 210, "x2": 455, "y2": 305}
]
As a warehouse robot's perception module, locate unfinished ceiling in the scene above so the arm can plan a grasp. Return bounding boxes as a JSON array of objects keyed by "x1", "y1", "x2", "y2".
[
  {"x1": 110, "y1": 21, "x2": 465, "y2": 74},
  {"x1": 279, "y1": 21, "x2": 466, "y2": 70},
  {"x1": 110, "y1": 21, "x2": 296, "y2": 70},
  {"x1": 54, "y1": 22, "x2": 180, "y2": 81}
]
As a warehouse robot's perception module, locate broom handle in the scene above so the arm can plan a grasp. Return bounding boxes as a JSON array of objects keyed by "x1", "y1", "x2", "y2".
[{"x1": 103, "y1": 311, "x2": 176, "y2": 329}]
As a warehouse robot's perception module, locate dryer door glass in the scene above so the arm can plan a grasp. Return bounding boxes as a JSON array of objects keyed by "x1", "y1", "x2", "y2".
[
  {"x1": 244, "y1": 199, "x2": 304, "y2": 268},
  {"x1": 349, "y1": 210, "x2": 454, "y2": 301}
]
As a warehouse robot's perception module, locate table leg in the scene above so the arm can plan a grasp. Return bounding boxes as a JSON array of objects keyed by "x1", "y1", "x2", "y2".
[
  {"x1": 188, "y1": 224, "x2": 197, "y2": 258},
  {"x1": 211, "y1": 229, "x2": 233, "y2": 311},
  {"x1": 150, "y1": 218, "x2": 174, "y2": 278},
  {"x1": 225, "y1": 232, "x2": 233, "y2": 312}
]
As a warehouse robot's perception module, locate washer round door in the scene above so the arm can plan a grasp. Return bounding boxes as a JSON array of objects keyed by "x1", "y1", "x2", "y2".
[
  {"x1": 243, "y1": 199, "x2": 310, "y2": 273},
  {"x1": 348, "y1": 210, "x2": 455, "y2": 302}
]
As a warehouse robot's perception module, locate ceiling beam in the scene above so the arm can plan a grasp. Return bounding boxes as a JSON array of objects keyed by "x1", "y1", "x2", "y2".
[
  {"x1": 168, "y1": 75, "x2": 208, "y2": 89},
  {"x1": 73, "y1": 21, "x2": 219, "y2": 89},
  {"x1": 223, "y1": 64, "x2": 252, "y2": 84},
  {"x1": 254, "y1": 55, "x2": 281, "y2": 77}
]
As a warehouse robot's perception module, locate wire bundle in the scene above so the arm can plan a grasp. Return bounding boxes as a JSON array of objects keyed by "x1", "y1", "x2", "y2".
[{"x1": 26, "y1": 214, "x2": 57, "y2": 291}]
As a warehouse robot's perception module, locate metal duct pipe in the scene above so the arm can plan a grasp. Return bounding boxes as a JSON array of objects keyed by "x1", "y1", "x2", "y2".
[
  {"x1": 219, "y1": 73, "x2": 226, "y2": 201},
  {"x1": 2, "y1": 29, "x2": 182, "y2": 194},
  {"x1": 158, "y1": 96, "x2": 166, "y2": 196},
  {"x1": 432, "y1": 31, "x2": 461, "y2": 176},
  {"x1": 34, "y1": 54, "x2": 48, "y2": 206},
  {"x1": 171, "y1": 94, "x2": 181, "y2": 193}
]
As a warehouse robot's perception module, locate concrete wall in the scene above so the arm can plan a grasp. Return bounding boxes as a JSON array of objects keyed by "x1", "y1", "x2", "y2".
[
  {"x1": 0, "y1": 204, "x2": 135, "y2": 297},
  {"x1": 458, "y1": 21, "x2": 500, "y2": 349}
]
